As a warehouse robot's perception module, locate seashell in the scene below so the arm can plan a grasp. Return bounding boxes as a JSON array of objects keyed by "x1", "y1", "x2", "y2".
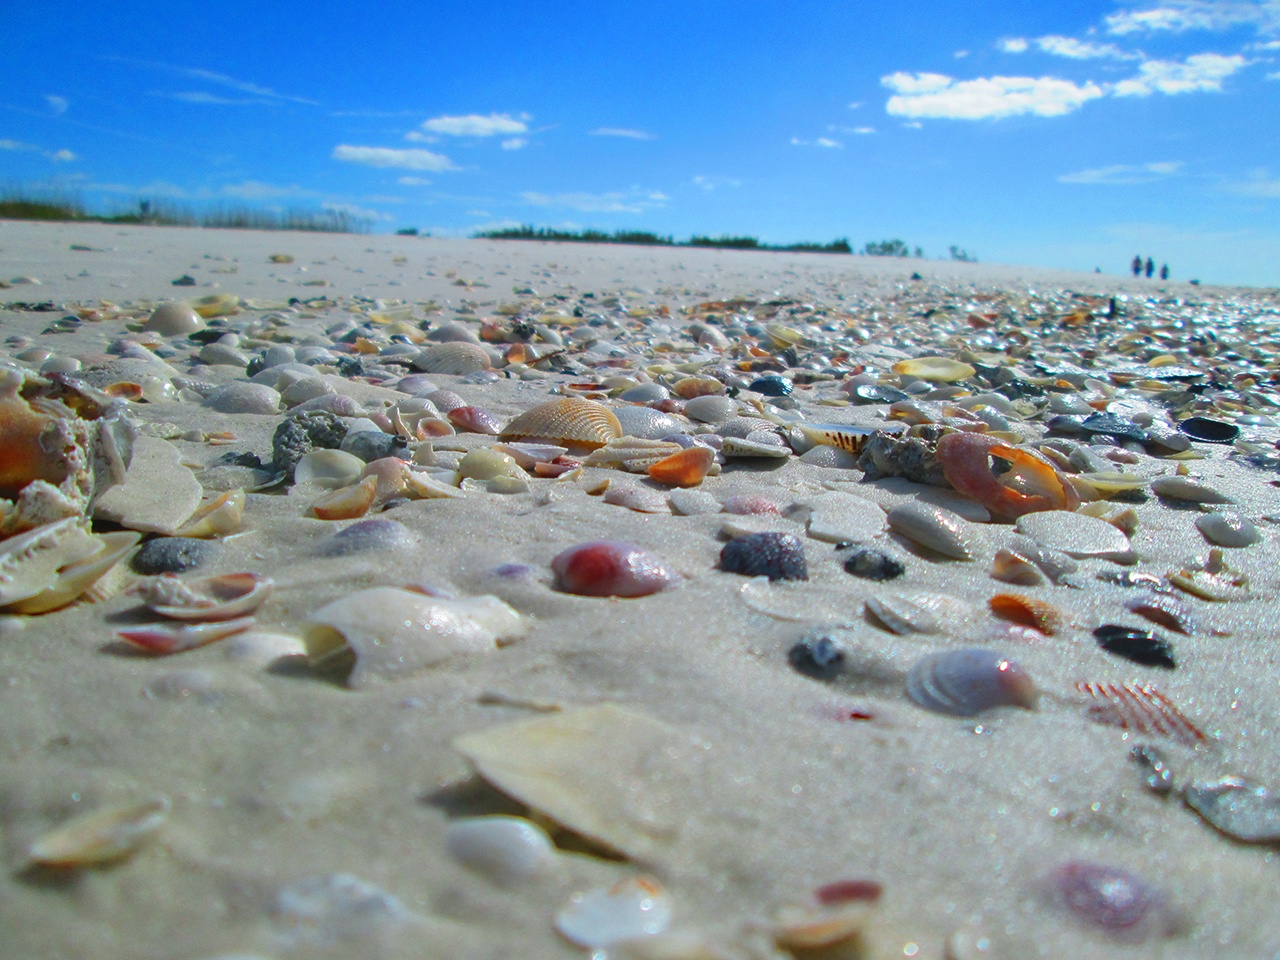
[
  {"x1": 682, "y1": 394, "x2": 735, "y2": 423},
  {"x1": 293, "y1": 449, "x2": 365, "y2": 488},
  {"x1": 304, "y1": 589, "x2": 527, "y2": 687},
  {"x1": 842, "y1": 546, "x2": 905, "y2": 581},
  {"x1": 1071, "y1": 471, "x2": 1150, "y2": 496},
  {"x1": 551, "y1": 541, "x2": 678, "y2": 597},
  {"x1": 175, "y1": 488, "x2": 245, "y2": 538},
  {"x1": 671, "y1": 376, "x2": 724, "y2": 399},
  {"x1": 773, "y1": 880, "x2": 882, "y2": 951},
  {"x1": 445, "y1": 816, "x2": 555, "y2": 883},
  {"x1": 1178, "y1": 415, "x2": 1238, "y2": 443},
  {"x1": 988, "y1": 592, "x2": 1063, "y2": 635},
  {"x1": 866, "y1": 592, "x2": 968, "y2": 635},
  {"x1": 1003, "y1": 534, "x2": 1078, "y2": 583},
  {"x1": 804, "y1": 492, "x2": 887, "y2": 543},
  {"x1": 556, "y1": 876, "x2": 673, "y2": 949},
  {"x1": 412, "y1": 341, "x2": 492, "y2": 375},
  {"x1": 143, "y1": 302, "x2": 204, "y2": 336},
  {"x1": 667, "y1": 488, "x2": 720, "y2": 516},
  {"x1": 0, "y1": 518, "x2": 121, "y2": 612},
  {"x1": 189, "y1": 292, "x2": 239, "y2": 318},
  {"x1": 1131, "y1": 744, "x2": 1176, "y2": 794},
  {"x1": 990, "y1": 548, "x2": 1047, "y2": 586},
  {"x1": 603, "y1": 484, "x2": 670, "y2": 513},
  {"x1": 886, "y1": 500, "x2": 975, "y2": 560},
  {"x1": 1150, "y1": 475, "x2": 1233, "y2": 504},
  {"x1": 613, "y1": 405, "x2": 684, "y2": 439},
  {"x1": 493, "y1": 441, "x2": 568, "y2": 469},
  {"x1": 272, "y1": 873, "x2": 420, "y2": 950},
  {"x1": 448, "y1": 405, "x2": 502, "y2": 435},
  {"x1": 1075, "y1": 681, "x2": 1206, "y2": 745},
  {"x1": 315, "y1": 519, "x2": 413, "y2": 557},
  {"x1": 1168, "y1": 548, "x2": 1249, "y2": 601},
  {"x1": 749, "y1": 374, "x2": 792, "y2": 397},
  {"x1": 584, "y1": 436, "x2": 684, "y2": 469},
  {"x1": 937, "y1": 431, "x2": 1078, "y2": 519},
  {"x1": 905, "y1": 648, "x2": 1037, "y2": 716},
  {"x1": 311, "y1": 475, "x2": 377, "y2": 520},
  {"x1": 795, "y1": 422, "x2": 889, "y2": 456},
  {"x1": 453, "y1": 704, "x2": 703, "y2": 863},
  {"x1": 719, "y1": 532, "x2": 808, "y2": 581},
  {"x1": 27, "y1": 796, "x2": 170, "y2": 868},
  {"x1": 116, "y1": 615, "x2": 257, "y2": 655},
  {"x1": 1015, "y1": 510, "x2": 1133, "y2": 563},
  {"x1": 340, "y1": 427, "x2": 409, "y2": 464},
  {"x1": 720, "y1": 494, "x2": 780, "y2": 516},
  {"x1": 1047, "y1": 861, "x2": 1175, "y2": 941},
  {"x1": 892, "y1": 356, "x2": 975, "y2": 382},
  {"x1": 1093, "y1": 625, "x2": 1176, "y2": 669},
  {"x1": 500, "y1": 397, "x2": 622, "y2": 450},
  {"x1": 137, "y1": 572, "x2": 272, "y2": 621},
  {"x1": 457, "y1": 448, "x2": 524, "y2": 482},
  {"x1": 1184, "y1": 777, "x2": 1280, "y2": 843},
  {"x1": 647, "y1": 446, "x2": 715, "y2": 487},
  {"x1": 719, "y1": 436, "x2": 791, "y2": 459},
  {"x1": 1123, "y1": 592, "x2": 1199, "y2": 635},
  {"x1": 789, "y1": 630, "x2": 847, "y2": 679},
  {"x1": 1195, "y1": 511, "x2": 1260, "y2": 548}
]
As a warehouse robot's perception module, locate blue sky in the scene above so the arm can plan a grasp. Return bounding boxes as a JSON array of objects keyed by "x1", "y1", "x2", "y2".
[{"x1": 3, "y1": 1, "x2": 1279, "y2": 286}]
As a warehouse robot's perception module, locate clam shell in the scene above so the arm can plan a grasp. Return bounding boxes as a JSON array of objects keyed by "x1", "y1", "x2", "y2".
[
  {"x1": 304, "y1": 589, "x2": 527, "y2": 687},
  {"x1": 445, "y1": 816, "x2": 555, "y2": 882},
  {"x1": 28, "y1": 796, "x2": 170, "y2": 867},
  {"x1": 500, "y1": 397, "x2": 622, "y2": 450},
  {"x1": 683, "y1": 394, "x2": 736, "y2": 423},
  {"x1": 865, "y1": 592, "x2": 970, "y2": 635},
  {"x1": 892, "y1": 357, "x2": 976, "y2": 382},
  {"x1": 886, "y1": 501, "x2": 975, "y2": 560},
  {"x1": 603, "y1": 484, "x2": 671, "y2": 514},
  {"x1": 1123, "y1": 591, "x2": 1200, "y2": 635},
  {"x1": 1195, "y1": 511, "x2": 1261, "y2": 548},
  {"x1": 555, "y1": 876, "x2": 673, "y2": 948},
  {"x1": 905, "y1": 648, "x2": 1037, "y2": 716},
  {"x1": 311, "y1": 475, "x2": 377, "y2": 520},
  {"x1": 991, "y1": 548, "x2": 1048, "y2": 586},
  {"x1": 294, "y1": 449, "x2": 366, "y2": 488},
  {"x1": 1015, "y1": 510, "x2": 1133, "y2": 563},
  {"x1": 1184, "y1": 777, "x2": 1280, "y2": 843},
  {"x1": 412, "y1": 341, "x2": 492, "y2": 375},
  {"x1": 1150, "y1": 475, "x2": 1233, "y2": 504},
  {"x1": 647, "y1": 446, "x2": 715, "y2": 487},
  {"x1": 719, "y1": 436, "x2": 791, "y2": 459},
  {"x1": 175, "y1": 488, "x2": 245, "y2": 538},
  {"x1": 552, "y1": 541, "x2": 678, "y2": 595}
]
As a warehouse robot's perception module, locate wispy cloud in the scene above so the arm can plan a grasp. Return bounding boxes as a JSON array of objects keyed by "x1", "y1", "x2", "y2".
[
  {"x1": 790, "y1": 136, "x2": 843, "y2": 147},
  {"x1": 419, "y1": 113, "x2": 528, "y2": 137},
  {"x1": 1105, "y1": 1, "x2": 1280, "y2": 36},
  {"x1": 692, "y1": 175, "x2": 741, "y2": 191},
  {"x1": 1059, "y1": 161, "x2": 1184, "y2": 184},
  {"x1": 220, "y1": 180, "x2": 317, "y2": 199},
  {"x1": 883, "y1": 72, "x2": 1106, "y2": 119},
  {"x1": 325, "y1": 202, "x2": 393, "y2": 222},
  {"x1": 397, "y1": 176, "x2": 432, "y2": 186},
  {"x1": 1223, "y1": 167, "x2": 1280, "y2": 197},
  {"x1": 1113, "y1": 52, "x2": 1249, "y2": 94},
  {"x1": 44, "y1": 95, "x2": 68, "y2": 115},
  {"x1": 999, "y1": 38, "x2": 1030, "y2": 53},
  {"x1": 332, "y1": 145, "x2": 457, "y2": 171},
  {"x1": 520, "y1": 189, "x2": 668, "y2": 213},
  {"x1": 100, "y1": 56, "x2": 318, "y2": 105},
  {"x1": 501, "y1": 137, "x2": 527, "y2": 150},
  {"x1": 158, "y1": 91, "x2": 273, "y2": 106},
  {"x1": 589, "y1": 127, "x2": 657, "y2": 140},
  {"x1": 1035, "y1": 35, "x2": 1140, "y2": 59},
  {"x1": 0, "y1": 138, "x2": 76, "y2": 162}
]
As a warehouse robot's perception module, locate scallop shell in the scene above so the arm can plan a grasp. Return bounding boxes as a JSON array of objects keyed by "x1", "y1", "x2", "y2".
[
  {"x1": 500, "y1": 397, "x2": 622, "y2": 450},
  {"x1": 886, "y1": 501, "x2": 976, "y2": 560},
  {"x1": 28, "y1": 796, "x2": 170, "y2": 867},
  {"x1": 303, "y1": 588, "x2": 527, "y2": 687},
  {"x1": 412, "y1": 341, "x2": 492, "y2": 375},
  {"x1": 1075, "y1": 681, "x2": 1206, "y2": 745},
  {"x1": 988, "y1": 592, "x2": 1063, "y2": 635},
  {"x1": 1123, "y1": 591, "x2": 1200, "y2": 635},
  {"x1": 905, "y1": 648, "x2": 1038, "y2": 716},
  {"x1": 892, "y1": 356, "x2": 976, "y2": 382}
]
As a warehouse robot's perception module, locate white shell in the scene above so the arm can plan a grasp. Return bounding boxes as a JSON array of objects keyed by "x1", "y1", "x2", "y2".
[
  {"x1": 1150, "y1": 475, "x2": 1234, "y2": 504},
  {"x1": 294, "y1": 449, "x2": 366, "y2": 488},
  {"x1": 445, "y1": 816, "x2": 555, "y2": 882},
  {"x1": 555, "y1": 876, "x2": 674, "y2": 948},
  {"x1": 140, "y1": 572, "x2": 272, "y2": 621},
  {"x1": 1195, "y1": 511, "x2": 1261, "y2": 548},
  {"x1": 272, "y1": 873, "x2": 420, "y2": 950},
  {"x1": 304, "y1": 588, "x2": 527, "y2": 687},
  {"x1": 886, "y1": 501, "x2": 975, "y2": 560},
  {"x1": 0, "y1": 518, "x2": 139, "y2": 614},
  {"x1": 801, "y1": 491, "x2": 887, "y2": 543},
  {"x1": 1015, "y1": 510, "x2": 1133, "y2": 562},
  {"x1": 719, "y1": 436, "x2": 791, "y2": 459},
  {"x1": 683, "y1": 395, "x2": 736, "y2": 423}
]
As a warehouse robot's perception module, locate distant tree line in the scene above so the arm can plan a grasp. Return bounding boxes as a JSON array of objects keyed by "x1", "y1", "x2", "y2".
[{"x1": 475, "y1": 225, "x2": 854, "y2": 254}]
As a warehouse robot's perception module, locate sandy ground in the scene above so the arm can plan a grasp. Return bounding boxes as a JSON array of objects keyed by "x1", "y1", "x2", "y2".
[{"x1": 1, "y1": 221, "x2": 1279, "y2": 960}]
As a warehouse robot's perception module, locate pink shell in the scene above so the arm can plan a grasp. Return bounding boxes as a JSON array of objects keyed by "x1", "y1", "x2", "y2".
[
  {"x1": 1048, "y1": 861, "x2": 1175, "y2": 941},
  {"x1": 550, "y1": 541, "x2": 678, "y2": 598},
  {"x1": 1076, "y1": 680, "x2": 1207, "y2": 746},
  {"x1": 447, "y1": 406, "x2": 502, "y2": 435}
]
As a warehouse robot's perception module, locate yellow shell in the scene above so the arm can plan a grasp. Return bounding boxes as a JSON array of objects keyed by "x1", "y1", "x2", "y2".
[
  {"x1": 892, "y1": 357, "x2": 977, "y2": 382},
  {"x1": 499, "y1": 398, "x2": 622, "y2": 450}
]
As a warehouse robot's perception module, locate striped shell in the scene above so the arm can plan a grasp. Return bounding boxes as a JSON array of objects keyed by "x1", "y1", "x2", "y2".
[
  {"x1": 500, "y1": 398, "x2": 622, "y2": 450},
  {"x1": 413, "y1": 342, "x2": 492, "y2": 375},
  {"x1": 1075, "y1": 680, "x2": 1206, "y2": 745},
  {"x1": 905, "y1": 648, "x2": 1038, "y2": 716}
]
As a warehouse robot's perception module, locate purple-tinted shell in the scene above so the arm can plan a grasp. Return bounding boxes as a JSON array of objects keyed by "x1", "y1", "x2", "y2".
[
  {"x1": 394, "y1": 374, "x2": 438, "y2": 397},
  {"x1": 426, "y1": 389, "x2": 467, "y2": 413},
  {"x1": 315, "y1": 519, "x2": 412, "y2": 557},
  {"x1": 290, "y1": 393, "x2": 364, "y2": 417},
  {"x1": 1049, "y1": 861, "x2": 1174, "y2": 941},
  {"x1": 905, "y1": 648, "x2": 1037, "y2": 717},
  {"x1": 551, "y1": 541, "x2": 678, "y2": 598},
  {"x1": 719, "y1": 532, "x2": 808, "y2": 581}
]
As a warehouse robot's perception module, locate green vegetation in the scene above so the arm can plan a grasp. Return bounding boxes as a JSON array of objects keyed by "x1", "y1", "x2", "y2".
[
  {"x1": 949, "y1": 245, "x2": 977, "y2": 263},
  {"x1": 0, "y1": 187, "x2": 370, "y2": 234},
  {"x1": 475, "y1": 224, "x2": 852, "y2": 254}
]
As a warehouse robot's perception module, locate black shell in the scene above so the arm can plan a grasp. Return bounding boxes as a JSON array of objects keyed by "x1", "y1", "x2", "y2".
[
  {"x1": 1178, "y1": 416, "x2": 1239, "y2": 444},
  {"x1": 788, "y1": 632, "x2": 846, "y2": 679},
  {"x1": 719, "y1": 532, "x2": 808, "y2": 581},
  {"x1": 842, "y1": 546, "x2": 906, "y2": 581},
  {"x1": 852, "y1": 384, "x2": 909, "y2": 405},
  {"x1": 749, "y1": 375, "x2": 793, "y2": 397},
  {"x1": 1094, "y1": 625, "x2": 1176, "y2": 669},
  {"x1": 1081, "y1": 412, "x2": 1149, "y2": 442}
]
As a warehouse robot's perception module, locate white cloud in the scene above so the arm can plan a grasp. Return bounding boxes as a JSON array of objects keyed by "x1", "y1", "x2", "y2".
[
  {"x1": 1000, "y1": 38, "x2": 1029, "y2": 53},
  {"x1": 397, "y1": 176, "x2": 432, "y2": 186},
  {"x1": 883, "y1": 71, "x2": 1106, "y2": 119},
  {"x1": 45, "y1": 95, "x2": 68, "y2": 115},
  {"x1": 1058, "y1": 160, "x2": 1184, "y2": 183},
  {"x1": 160, "y1": 91, "x2": 272, "y2": 105},
  {"x1": 848, "y1": 101, "x2": 864, "y2": 109},
  {"x1": 501, "y1": 137, "x2": 527, "y2": 150},
  {"x1": 790, "y1": 136, "x2": 843, "y2": 147},
  {"x1": 1224, "y1": 168, "x2": 1280, "y2": 196},
  {"x1": 0, "y1": 138, "x2": 32, "y2": 151},
  {"x1": 853, "y1": 126, "x2": 876, "y2": 134},
  {"x1": 101, "y1": 57, "x2": 318, "y2": 105},
  {"x1": 220, "y1": 180, "x2": 316, "y2": 199},
  {"x1": 0, "y1": 138, "x2": 77, "y2": 162},
  {"x1": 332, "y1": 145, "x2": 456, "y2": 171},
  {"x1": 420, "y1": 113, "x2": 528, "y2": 137},
  {"x1": 590, "y1": 127, "x2": 657, "y2": 140},
  {"x1": 1113, "y1": 52, "x2": 1248, "y2": 95},
  {"x1": 1105, "y1": 1, "x2": 1280, "y2": 35},
  {"x1": 692, "y1": 175, "x2": 741, "y2": 191},
  {"x1": 520, "y1": 189, "x2": 668, "y2": 213},
  {"x1": 51, "y1": 149, "x2": 76, "y2": 162},
  {"x1": 324, "y1": 202, "x2": 393, "y2": 222},
  {"x1": 1035, "y1": 35, "x2": 1138, "y2": 59}
]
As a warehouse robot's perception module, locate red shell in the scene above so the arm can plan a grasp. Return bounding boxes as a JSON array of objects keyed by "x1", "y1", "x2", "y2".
[
  {"x1": 1076, "y1": 680, "x2": 1207, "y2": 745},
  {"x1": 550, "y1": 541, "x2": 678, "y2": 598}
]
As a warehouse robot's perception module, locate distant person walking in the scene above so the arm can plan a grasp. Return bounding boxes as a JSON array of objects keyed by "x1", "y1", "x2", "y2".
[
  {"x1": 1132, "y1": 255, "x2": 1143, "y2": 277},
  {"x1": 1145, "y1": 257, "x2": 1155, "y2": 278},
  {"x1": 1160, "y1": 263, "x2": 1169, "y2": 281}
]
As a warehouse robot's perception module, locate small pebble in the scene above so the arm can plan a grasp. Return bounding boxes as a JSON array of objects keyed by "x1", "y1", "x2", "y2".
[{"x1": 131, "y1": 537, "x2": 222, "y2": 574}]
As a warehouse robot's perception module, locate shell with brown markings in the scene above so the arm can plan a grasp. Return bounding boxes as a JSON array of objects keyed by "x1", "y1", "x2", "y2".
[{"x1": 499, "y1": 397, "x2": 622, "y2": 450}]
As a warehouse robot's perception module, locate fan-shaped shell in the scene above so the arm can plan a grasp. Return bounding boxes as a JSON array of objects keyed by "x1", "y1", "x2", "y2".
[
  {"x1": 905, "y1": 648, "x2": 1038, "y2": 716},
  {"x1": 500, "y1": 398, "x2": 622, "y2": 450},
  {"x1": 412, "y1": 342, "x2": 492, "y2": 375}
]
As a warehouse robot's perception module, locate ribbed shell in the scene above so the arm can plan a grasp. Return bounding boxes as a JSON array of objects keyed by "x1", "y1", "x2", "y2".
[
  {"x1": 412, "y1": 342, "x2": 492, "y2": 375},
  {"x1": 905, "y1": 648, "x2": 1037, "y2": 716},
  {"x1": 500, "y1": 398, "x2": 622, "y2": 450}
]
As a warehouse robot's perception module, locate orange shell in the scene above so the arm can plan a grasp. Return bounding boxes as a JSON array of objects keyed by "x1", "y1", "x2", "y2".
[
  {"x1": 937, "y1": 431, "x2": 1079, "y2": 519},
  {"x1": 989, "y1": 592, "x2": 1063, "y2": 634},
  {"x1": 647, "y1": 446, "x2": 715, "y2": 487},
  {"x1": 1076, "y1": 680, "x2": 1207, "y2": 746},
  {"x1": 499, "y1": 398, "x2": 622, "y2": 450}
]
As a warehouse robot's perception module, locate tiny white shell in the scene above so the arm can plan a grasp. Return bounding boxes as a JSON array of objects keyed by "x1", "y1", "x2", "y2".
[
  {"x1": 445, "y1": 816, "x2": 555, "y2": 882},
  {"x1": 555, "y1": 876, "x2": 673, "y2": 948}
]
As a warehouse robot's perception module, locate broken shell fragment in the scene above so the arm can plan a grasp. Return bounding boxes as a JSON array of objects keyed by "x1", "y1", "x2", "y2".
[
  {"x1": 137, "y1": 572, "x2": 272, "y2": 621},
  {"x1": 1184, "y1": 777, "x2": 1280, "y2": 844},
  {"x1": 555, "y1": 876, "x2": 673, "y2": 949},
  {"x1": 990, "y1": 548, "x2": 1047, "y2": 586},
  {"x1": 27, "y1": 796, "x2": 170, "y2": 868},
  {"x1": 0, "y1": 518, "x2": 137, "y2": 614},
  {"x1": 937, "y1": 431, "x2": 1078, "y2": 519},
  {"x1": 175, "y1": 489, "x2": 245, "y2": 538},
  {"x1": 647, "y1": 446, "x2": 715, "y2": 487},
  {"x1": 1015, "y1": 510, "x2": 1133, "y2": 563},
  {"x1": 886, "y1": 500, "x2": 975, "y2": 560},
  {"x1": 115, "y1": 615, "x2": 257, "y2": 655},
  {"x1": 303, "y1": 588, "x2": 527, "y2": 687},
  {"x1": 905, "y1": 648, "x2": 1037, "y2": 716},
  {"x1": 773, "y1": 879, "x2": 882, "y2": 951},
  {"x1": 1075, "y1": 680, "x2": 1206, "y2": 746},
  {"x1": 311, "y1": 475, "x2": 377, "y2": 520}
]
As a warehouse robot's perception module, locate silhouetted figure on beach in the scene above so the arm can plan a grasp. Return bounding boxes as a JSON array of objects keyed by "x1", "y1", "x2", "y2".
[
  {"x1": 1160, "y1": 263, "x2": 1169, "y2": 281},
  {"x1": 1131, "y1": 255, "x2": 1143, "y2": 277},
  {"x1": 1145, "y1": 257, "x2": 1154, "y2": 278}
]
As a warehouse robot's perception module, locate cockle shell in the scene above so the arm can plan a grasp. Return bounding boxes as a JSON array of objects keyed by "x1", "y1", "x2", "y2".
[
  {"x1": 886, "y1": 500, "x2": 975, "y2": 560},
  {"x1": 304, "y1": 588, "x2": 527, "y2": 687},
  {"x1": 555, "y1": 876, "x2": 673, "y2": 949},
  {"x1": 905, "y1": 648, "x2": 1038, "y2": 716},
  {"x1": 27, "y1": 796, "x2": 170, "y2": 867},
  {"x1": 1075, "y1": 681, "x2": 1207, "y2": 745},
  {"x1": 137, "y1": 572, "x2": 272, "y2": 621},
  {"x1": 500, "y1": 397, "x2": 622, "y2": 450},
  {"x1": 988, "y1": 592, "x2": 1063, "y2": 635},
  {"x1": 412, "y1": 341, "x2": 492, "y2": 375}
]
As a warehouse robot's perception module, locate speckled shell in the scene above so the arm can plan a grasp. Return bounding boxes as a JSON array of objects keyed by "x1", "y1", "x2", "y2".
[
  {"x1": 905, "y1": 648, "x2": 1037, "y2": 716},
  {"x1": 412, "y1": 342, "x2": 493, "y2": 375},
  {"x1": 500, "y1": 398, "x2": 623, "y2": 450}
]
